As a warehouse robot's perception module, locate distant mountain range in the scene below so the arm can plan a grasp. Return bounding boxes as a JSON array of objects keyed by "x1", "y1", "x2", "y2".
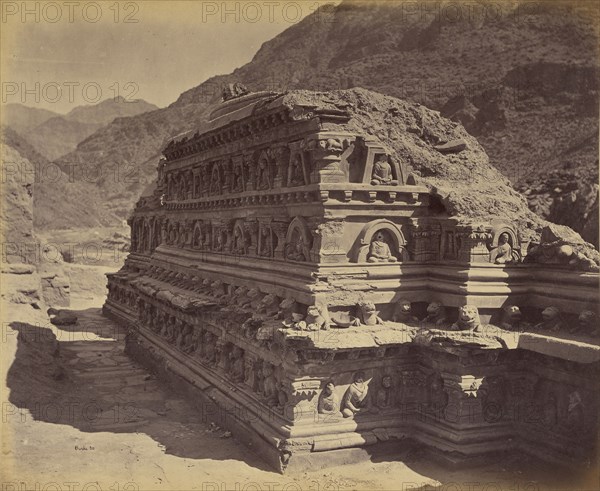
[
  {"x1": 2, "y1": 97, "x2": 158, "y2": 160},
  {"x1": 3, "y1": 1, "x2": 598, "y2": 245}
]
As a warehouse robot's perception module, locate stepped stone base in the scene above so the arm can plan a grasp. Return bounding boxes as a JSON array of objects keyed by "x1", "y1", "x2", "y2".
[{"x1": 106, "y1": 302, "x2": 599, "y2": 473}]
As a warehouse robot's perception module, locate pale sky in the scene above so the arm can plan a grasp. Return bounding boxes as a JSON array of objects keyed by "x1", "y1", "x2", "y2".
[{"x1": 1, "y1": 1, "x2": 334, "y2": 113}]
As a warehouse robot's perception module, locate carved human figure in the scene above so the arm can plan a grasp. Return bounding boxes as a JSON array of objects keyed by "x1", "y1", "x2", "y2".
[
  {"x1": 160, "y1": 316, "x2": 172, "y2": 338},
  {"x1": 353, "y1": 301, "x2": 383, "y2": 326},
  {"x1": 195, "y1": 330, "x2": 207, "y2": 360},
  {"x1": 229, "y1": 347, "x2": 245, "y2": 383},
  {"x1": 210, "y1": 165, "x2": 221, "y2": 195},
  {"x1": 214, "y1": 232, "x2": 224, "y2": 252},
  {"x1": 232, "y1": 165, "x2": 244, "y2": 192},
  {"x1": 490, "y1": 232, "x2": 513, "y2": 264},
  {"x1": 285, "y1": 235, "x2": 307, "y2": 262},
  {"x1": 373, "y1": 375, "x2": 394, "y2": 412},
  {"x1": 424, "y1": 301, "x2": 447, "y2": 326},
  {"x1": 535, "y1": 306, "x2": 562, "y2": 332},
  {"x1": 256, "y1": 158, "x2": 270, "y2": 190},
  {"x1": 176, "y1": 323, "x2": 192, "y2": 348},
  {"x1": 183, "y1": 330, "x2": 199, "y2": 354},
  {"x1": 317, "y1": 381, "x2": 339, "y2": 415},
  {"x1": 500, "y1": 305, "x2": 528, "y2": 332},
  {"x1": 392, "y1": 299, "x2": 418, "y2": 323},
  {"x1": 170, "y1": 318, "x2": 184, "y2": 343},
  {"x1": 566, "y1": 390, "x2": 584, "y2": 433},
  {"x1": 427, "y1": 376, "x2": 448, "y2": 412},
  {"x1": 342, "y1": 371, "x2": 371, "y2": 418},
  {"x1": 259, "y1": 226, "x2": 273, "y2": 257},
  {"x1": 203, "y1": 332, "x2": 217, "y2": 364},
  {"x1": 261, "y1": 363, "x2": 278, "y2": 406},
  {"x1": 367, "y1": 232, "x2": 397, "y2": 263},
  {"x1": 370, "y1": 155, "x2": 397, "y2": 185},
  {"x1": 289, "y1": 154, "x2": 305, "y2": 186},
  {"x1": 232, "y1": 227, "x2": 245, "y2": 255},
  {"x1": 203, "y1": 228, "x2": 212, "y2": 250},
  {"x1": 451, "y1": 305, "x2": 482, "y2": 332},
  {"x1": 178, "y1": 223, "x2": 187, "y2": 247}
]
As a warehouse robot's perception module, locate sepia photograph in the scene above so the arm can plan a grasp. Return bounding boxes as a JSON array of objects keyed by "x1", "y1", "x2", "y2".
[{"x1": 1, "y1": 1, "x2": 599, "y2": 489}]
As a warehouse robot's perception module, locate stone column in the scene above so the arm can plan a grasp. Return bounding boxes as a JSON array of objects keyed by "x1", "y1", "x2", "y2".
[
  {"x1": 440, "y1": 372, "x2": 485, "y2": 427},
  {"x1": 456, "y1": 225, "x2": 492, "y2": 263},
  {"x1": 409, "y1": 222, "x2": 442, "y2": 262},
  {"x1": 304, "y1": 135, "x2": 347, "y2": 184},
  {"x1": 271, "y1": 221, "x2": 288, "y2": 260}
]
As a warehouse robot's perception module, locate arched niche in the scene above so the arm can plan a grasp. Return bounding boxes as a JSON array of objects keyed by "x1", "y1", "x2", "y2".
[
  {"x1": 255, "y1": 149, "x2": 272, "y2": 190},
  {"x1": 489, "y1": 221, "x2": 521, "y2": 262},
  {"x1": 232, "y1": 219, "x2": 250, "y2": 255},
  {"x1": 287, "y1": 149, "x2": 308, "y2": 187},
  {"x1": 353, "y1": 219, "x2": 409, "y2": 263},
  {"x1": 284, "y1": 216, "x2": 313, "y2": 262},
  {"x1": 192, "y1": 221, "x2": 204, "y2": 249},
  {"x1": 489, "y1": 222, "x2": 519, "y2": 249}
]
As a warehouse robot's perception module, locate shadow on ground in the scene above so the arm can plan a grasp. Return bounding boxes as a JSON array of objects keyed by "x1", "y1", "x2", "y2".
[{"x1": 6, "y1": 307, "x2": 271, "y2": 472}]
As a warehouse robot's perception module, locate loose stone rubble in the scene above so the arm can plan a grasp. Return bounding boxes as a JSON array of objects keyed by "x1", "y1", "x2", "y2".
[{"x1": 103, "y1": 89, "x2": 599, "y2": 472}]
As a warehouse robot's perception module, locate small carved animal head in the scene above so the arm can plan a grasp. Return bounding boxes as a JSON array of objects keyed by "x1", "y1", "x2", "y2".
[
  {"x1": 503, "y1": 305, "x2": 522, "y2": 322},
  {"x1": 247, "y1": 288, "x2": 261, "y2": 299},
  {"x1": 307, "y1": 305, "x2": 321, "y2": 317},
  {"x1": 542, "y1": 306, "x2": 560, "y2": 321},
  {"x1": 279, "y1": 297, "x2": 296, "y2": 310},
  {"x1": 427, "y1": 301, "x2": 443, "y2": 315},
  {"x1": 259, "y1": 293, "x2": 278, "y2": 308},
  {"x1": 397, "y1": 299, "x2": 412, "y2": 313},
  {"x1": 234, "y1": 286, "x2": 248, "y2": 296},
  {"x1": 381, "y1": 375, "x2": 392, "y2": 389},
  {"x1": 579, "y1": 310, "x2": 596, "y2": 328},
  {"x1": 458, "y1": 305, "x2": 480, "y2": 326},
  {"x1": 358, "y1": 300, "x2": 377, "y2": 315}
]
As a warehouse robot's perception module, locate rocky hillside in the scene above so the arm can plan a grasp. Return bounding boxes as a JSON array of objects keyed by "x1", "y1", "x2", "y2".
[
  {"x1": 3, "y1": 98, "x2": 158, "y2": 161},
  {"x1": 1, "y1": 127, "x2": 37, "y2": 262},
  {"x1": 38, "y1": 1, "x2": 598, "y2": 245},
  {"x1": 1, "y1": 126, "x2": 120, "y2": 230},
  {"x1": 1, "y1": 104, "x2": 59, "y2": 134}
]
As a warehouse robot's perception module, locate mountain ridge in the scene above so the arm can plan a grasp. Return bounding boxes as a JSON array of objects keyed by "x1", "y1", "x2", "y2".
[{"x1": 31, "y1": 1, "x2": 598, "y2": 245}]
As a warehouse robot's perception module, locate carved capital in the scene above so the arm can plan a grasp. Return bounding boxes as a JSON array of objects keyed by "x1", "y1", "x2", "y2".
[{"x1": 441, "y1": 373, "x2": 484, "y2": 399}]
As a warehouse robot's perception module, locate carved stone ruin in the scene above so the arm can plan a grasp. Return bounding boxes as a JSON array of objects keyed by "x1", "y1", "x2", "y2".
[{"x1": 104, "y1": 89, "x2": 599, "y2": 473}]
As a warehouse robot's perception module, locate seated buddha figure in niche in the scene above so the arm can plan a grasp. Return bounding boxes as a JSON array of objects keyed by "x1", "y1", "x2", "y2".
[
  {"x1": 489, "y1": 232, "x2": 513, "y2": 264},
  {"x1": 371, "y1": 155, "x2": 398, "y2": 186},
  {"x1": 368, "y1": 231, "x2": 398, "y2": 263}
]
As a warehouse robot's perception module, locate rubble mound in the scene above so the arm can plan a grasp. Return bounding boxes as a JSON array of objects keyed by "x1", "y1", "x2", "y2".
[
  {"x1": 282, "y1": 88, "x2": 553, "y2": 244},
  {"x1": 524, "y1": 224, "x2": 600, "y2": 271}
]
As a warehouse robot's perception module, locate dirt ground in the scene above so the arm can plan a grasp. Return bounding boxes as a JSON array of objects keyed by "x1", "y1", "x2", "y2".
[{"x1": 1, "y1": 269, "x2": 598, "y2": 491}]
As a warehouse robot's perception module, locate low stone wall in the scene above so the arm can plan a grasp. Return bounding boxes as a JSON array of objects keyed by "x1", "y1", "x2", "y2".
[{"x1": 104, "y1": 297, "x2": 599, "y2": 473}]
